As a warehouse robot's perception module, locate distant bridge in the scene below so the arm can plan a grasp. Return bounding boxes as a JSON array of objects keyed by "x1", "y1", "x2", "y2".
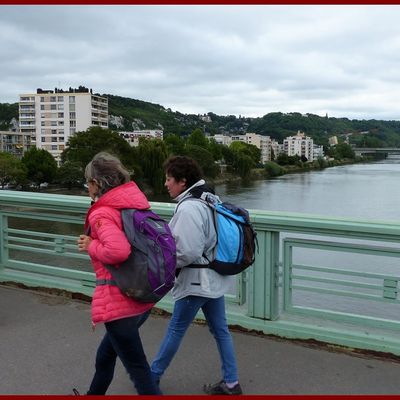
[{"x1": 353, "y1": 147, "x2": 400, "y2": 156}]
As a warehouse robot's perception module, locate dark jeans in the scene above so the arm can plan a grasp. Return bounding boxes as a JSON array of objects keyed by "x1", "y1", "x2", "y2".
[{"x1": 87, "y1": 311, "x2": 161, "y2": 395}]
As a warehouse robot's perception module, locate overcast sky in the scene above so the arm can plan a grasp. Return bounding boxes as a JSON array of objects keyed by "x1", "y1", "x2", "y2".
[{"x1": 2, "y1": 5, "x2": 400, "y2": 120}]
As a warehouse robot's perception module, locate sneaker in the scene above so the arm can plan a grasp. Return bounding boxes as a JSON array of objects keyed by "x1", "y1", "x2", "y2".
[{"x1": 203, "y1": 380, "x2": 243, "y2": 395}]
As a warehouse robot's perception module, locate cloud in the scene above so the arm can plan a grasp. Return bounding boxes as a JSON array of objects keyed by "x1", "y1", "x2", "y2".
[{"x1": 1, "y1": 5, "x2": 400, "y2": 120}]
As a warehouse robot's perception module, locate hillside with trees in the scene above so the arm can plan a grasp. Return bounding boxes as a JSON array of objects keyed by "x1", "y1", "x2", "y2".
[{"x1": 2, "y1": 94, "x2": 400, "y2": 147}]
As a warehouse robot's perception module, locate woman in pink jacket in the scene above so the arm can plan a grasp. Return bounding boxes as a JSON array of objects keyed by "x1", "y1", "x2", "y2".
[{"x1": 76, "y1": 152, "x2": 161, "y2": 395}]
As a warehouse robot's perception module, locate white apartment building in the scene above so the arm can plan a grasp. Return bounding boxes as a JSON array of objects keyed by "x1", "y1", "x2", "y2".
[
  {"x1": 119, "y1": 130, "x2": 164, "y2": 147},
  {"x1": 212, "y1": 134, "x2": 232, "y2": 146},
  {"x1": 283, "y1": 130, "x2": 314, "y2": 162},
  {"x1": 0, "y1": 130, "x2": 32, "y2": 158},
  {"x1": 212, "y1": 133, "x2": 274, "y2": 164},
  {"x1": 313, "y1": 144, "x2": 325, "y2": 160},
  {"x1": 19, "y1": 86, "x2": 108, "y2": 162},
  {"x1": 270, "y1": 139, "x2": 283, "y2": 160},
  {"x1": 329, "y1": 136, "x2": 338, "y2": 146}
]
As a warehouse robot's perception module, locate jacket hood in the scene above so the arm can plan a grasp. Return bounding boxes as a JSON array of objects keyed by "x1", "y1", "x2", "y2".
[
  {"x1": 175, "y1": 179, "x2": 220, "y2": 205},
  {"x1": 84, "y1": 181, "x2": 150, "y2": 229}
]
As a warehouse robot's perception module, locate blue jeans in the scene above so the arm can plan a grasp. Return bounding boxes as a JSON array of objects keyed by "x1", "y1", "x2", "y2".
[
  {"x1": 87, "y1": 311, "x2": 161, "y2": 395},
  {"x1": 151, "y1": 295, "x2": 238, "y2": 384}
]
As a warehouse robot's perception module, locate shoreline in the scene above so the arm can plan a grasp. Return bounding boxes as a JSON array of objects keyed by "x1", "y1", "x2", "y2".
[{"x1": 210, "y1": 157, "x2": 371, "y2": 186}]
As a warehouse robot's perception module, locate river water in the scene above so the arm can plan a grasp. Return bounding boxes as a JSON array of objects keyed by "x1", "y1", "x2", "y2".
[
  {"x1": 214, "y1": 157, "x2": 400, "y2": 321},
  {"x1": 214, "y1": 157, "x2": 400, "y2": 221}
]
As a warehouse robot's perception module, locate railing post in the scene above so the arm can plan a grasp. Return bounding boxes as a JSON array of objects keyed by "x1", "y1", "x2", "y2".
[
  {"x1": 247, "y1": 230, "x2": 280, "y2": 320},
  {"x1": 0, "y1": 213, "x2": 7, "y2": 271}
]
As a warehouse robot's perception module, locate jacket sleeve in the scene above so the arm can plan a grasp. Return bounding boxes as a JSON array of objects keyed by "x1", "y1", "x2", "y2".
[
  {"x1": 87, "y1": 208, "x2": 131, "y2": 265},
  {"x1": 170, "y1": 201, "x2": 209, "y2": 269}
]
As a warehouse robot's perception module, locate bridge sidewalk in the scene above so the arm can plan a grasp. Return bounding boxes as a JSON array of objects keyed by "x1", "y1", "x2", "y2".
[{"x1": 1, "y1": 284, "x2": 400, "y2": 395}]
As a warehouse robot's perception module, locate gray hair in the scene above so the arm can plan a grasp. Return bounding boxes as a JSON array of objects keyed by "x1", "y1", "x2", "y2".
[{"x1": 85, "y1": 152, "x2": 130, "y2": 197}]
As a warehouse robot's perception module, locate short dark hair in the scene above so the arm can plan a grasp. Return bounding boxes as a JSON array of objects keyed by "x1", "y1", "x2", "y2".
[{"x1": 163, "y1": 156, "x2": 203, "y2": 189}]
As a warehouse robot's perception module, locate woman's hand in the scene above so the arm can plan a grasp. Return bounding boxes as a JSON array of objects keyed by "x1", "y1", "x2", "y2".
[{"x1": 77, "y1": 234, "x2": 92, "y2": 252}]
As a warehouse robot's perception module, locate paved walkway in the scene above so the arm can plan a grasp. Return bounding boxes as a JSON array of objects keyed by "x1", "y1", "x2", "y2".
[{"x1": 1, "y1": 284, "x2": 400, "y2": 395}]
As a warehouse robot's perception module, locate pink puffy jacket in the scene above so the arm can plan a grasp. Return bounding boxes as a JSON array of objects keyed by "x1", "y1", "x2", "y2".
[{"x1": 84, "y1": 181, "x2": 154, "y2": 325}]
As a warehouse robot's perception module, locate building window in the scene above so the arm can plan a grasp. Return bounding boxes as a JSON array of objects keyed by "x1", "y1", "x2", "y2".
[
  {"x1": 52, "y1": 145, "x2": 58, "y2": 150},
  {"x1": 69, "y1": 104, "x2": 75, "y2": 111},
  {"x1": 70, "y1": 128, "x2": 76, "y2": 135},
  {"x1": 40, "y1": 97, "x2": 45, "y2": 102},
  {"x1": 58, "y1": 104, "x2": 64, "y2": 110},
  {"x1": 58, "y1": 113, "x2": 64, "y2": 118},
  {"x1": 50, "y1": 105, "x2": 57, "y2": 110},
  {"x1": 40, "y1": 105, "x2": 45, "y2": 110},
  {"x1": 50, "y1": 96, "x2": 56, "y2": 102},
  {"x1": 69, "y1": 96, "x2": 75, "y2": 103},
  {"x1": 70, "y1": 121, "x2": 76, "y2": 127},
  {"x1": 41, "y1": 137, "x2": 46, "y2": 142},
  {"x1": 52, "y1": 137, "x2": 57, "y2": 142},
  {"x1": 51, "y1": 129, "x2": 57, "y2": 135},
  {"x1": 57, "y1": 96, "x2": 64, "y2": 102},
  {"x1": 69, "y1": 112, "x2": 76, "y2": 119}
]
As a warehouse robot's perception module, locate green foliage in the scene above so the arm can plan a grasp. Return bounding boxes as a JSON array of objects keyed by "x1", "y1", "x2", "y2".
[
  {"x1": 326, "y1": 143, "x2": 355, "y2": 160},
  {"x1": 229, "y1": 141, "x2": 261, "y2": 165},
  {"x1": 21, "y1": 147, "x2": 58, "y2": 186},
  {"x1": 0, "y1": 152, "x2": 27, "y2": 187},
  {"x1": 316, "y1": 157, "x2": 328, "y2": 168},
  {"x1": 136, "y1": 138, "x2": 168, "y2": 195},
  {"x1": 106, "y1": 94, "x2": 200, "y2": 136},
  {"x1": 264, "y1": 161, "x2": 286, "y2": 177},
  {"x1": 184, "y1": 144, "x2": 219, "y2": 178},
  {"x1": 164, "y1": 134, "x2": 186, "y2": 156},
  {"x1": 61, "y1": 126, "x2": 133, "y2": 169},
  {"x1": 232, "y1": 153, "x2": 254, "y2": 179},
  {"x1": 187, "y1": 128, "x2": 209, "y2": 148},
  {"x1": 0, "y1": 103, "x2": 18, "y2": 130},
  {"x1": 276, "y1": 153, "x2": 301, "y2": 166},
  {"x1": 57, "y1": 161, "x2": 84, "y2": 189},
  {"x1": 220, "y1": 145, "x2": 235, "y2": 165}
]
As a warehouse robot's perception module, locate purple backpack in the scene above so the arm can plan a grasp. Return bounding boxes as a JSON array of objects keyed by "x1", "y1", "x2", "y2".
[{"x1": 98, "y1": 209, "x2": 177, "y2": 303}]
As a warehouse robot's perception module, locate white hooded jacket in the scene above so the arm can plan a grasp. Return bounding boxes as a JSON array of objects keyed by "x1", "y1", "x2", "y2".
[{"x1": 170, "y1": 179, "x2": 234, "y2": 301}]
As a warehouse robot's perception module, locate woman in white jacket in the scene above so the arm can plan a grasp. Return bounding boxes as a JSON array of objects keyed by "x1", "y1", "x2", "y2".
[{"x1": 151, "y1": 156, "x2": 242, "y2": 395}]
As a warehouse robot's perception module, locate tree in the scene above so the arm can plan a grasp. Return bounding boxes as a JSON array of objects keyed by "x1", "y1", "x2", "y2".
[
  {"x1": 164, "y1": 133, "x2": 186, "y2": 156},
  {"x1": 232, "y1": 153, "x2": 254, "y2": 179},
  {"x1": 136, "y1": 138, "x2": 168, "y2": 195},
  {"x1": 21, "y1": 147, "x2": 58, "y2": 187},
  {"x1": 327, "y1": 143, "x2": 355, "y2": 160},
  {"x1": 185, "y1": 144, "x2": 219, "y2": 178},
  {"x1": 187, "y1": 128, "x2": 209, "y2": 149},
  {"x1": 61, "y1": 126, "x2": 133, "y2": 169},
  {"x1": 208, "y1": 138, "x2": 224, "y2": 161},
  {"x1": 276, "y1": 153, "x2": 289, "y2": 165},
  {"x1": 229, "y1": 141, "x2": 261, "y2": 165},
  {"x1": 0, "y1": 152, "x2": 27, "y2": 188},
  {"x1": 57, "y1": 161, "x2": 84, "y2": 189}
]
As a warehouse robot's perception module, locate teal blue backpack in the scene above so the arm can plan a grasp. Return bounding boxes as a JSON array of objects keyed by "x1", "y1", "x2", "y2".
[{"x1": 185, "y1": 185, "x2": 258, "y2": 275}]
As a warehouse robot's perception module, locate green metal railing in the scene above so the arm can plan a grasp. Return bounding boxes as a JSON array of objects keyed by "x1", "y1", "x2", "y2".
[{"x1": 0, "y1": 190, "x2": 399, "y2": 356}]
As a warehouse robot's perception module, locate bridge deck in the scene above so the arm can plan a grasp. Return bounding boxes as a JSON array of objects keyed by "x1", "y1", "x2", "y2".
[{"x1": 1, "y1": 284, "x2": 400, "y2": 395}]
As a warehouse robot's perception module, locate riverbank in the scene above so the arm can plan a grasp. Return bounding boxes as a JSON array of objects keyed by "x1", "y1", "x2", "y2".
[
  {"x1": 30, "y1": 156, "x2": 370, "y2": 199},
  {"x1": 211, "y1": 156, "x2": 369, "y2": 185}
]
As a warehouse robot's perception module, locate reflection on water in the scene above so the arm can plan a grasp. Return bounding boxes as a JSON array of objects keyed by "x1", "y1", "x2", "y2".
[{"x1": 215, "y1": 160, "x2": 400, "y2": 221}]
